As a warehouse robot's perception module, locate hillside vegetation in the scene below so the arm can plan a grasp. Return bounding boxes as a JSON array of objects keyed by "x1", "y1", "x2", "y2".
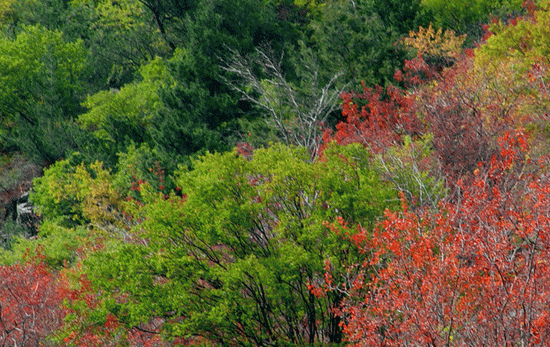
[{"x1": 2, "y1": 0, "x2": 550, "y2": 346}]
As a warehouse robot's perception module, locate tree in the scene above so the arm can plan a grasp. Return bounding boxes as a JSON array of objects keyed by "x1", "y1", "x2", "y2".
[
  {"x1": 476, "y1": 0, "x2": 550, "y2": 71},
  {"x1": 0, "y1": 25, "x2": 85, "y2": 124},
  {"x1": 148, "y1": 0, "x2": 294, "y2": 169},
  {"x1": 0, "y1": 257, "x2": 67, "y2": 346},
  {"x1": 304, "y1": 0, "x2": 426, "y2": 89},
  {"x1": 222, "y1": 45, "x2": 344, "y2": 159},
  {"x1": 0, "y1": 24, "x2": 88, "y2": 164},
  {"x1": 62, "y1": 143, "x2": 397, "y2": 345},
  {"x1": 78, "y1": 57, "x2": 166, "y2": 166},
  {"x1": 134, "y1": 0, "x2": 197, "y2": 51},
  {"x1": 324, "y1": 28, "x2": 548, "y2": 201},
  {"x1": 58, "y1": 0, "x2": 174, "y2": 91},
  {"x1": 421, "y1": 0, "x2": 524, "y2": 44},
  {"x1": 336, "y1": 129, "x2": 550, "y2": 346},
  {"x1": 1, "y1": 145, "x2": 167, "y2": 269},
  {"x1": 319, "y1": 9, "x2": 550, "y2": 340},
  {"x1": 401, "y1": 23, "x2": 466, "y2": 71},
  {"x1": 30, "y1": 155, "x2": 125, "y2": 230}
]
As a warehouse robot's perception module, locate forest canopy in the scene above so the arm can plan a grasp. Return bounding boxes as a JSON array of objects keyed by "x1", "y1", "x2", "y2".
[{"x1": 0, "y1": 0, "x2": 547, "y2": 346}]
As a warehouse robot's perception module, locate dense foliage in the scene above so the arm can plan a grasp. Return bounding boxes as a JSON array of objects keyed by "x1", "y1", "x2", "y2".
[{"x1": 0, "y1": 0, "x2": 548, "y2": 345}]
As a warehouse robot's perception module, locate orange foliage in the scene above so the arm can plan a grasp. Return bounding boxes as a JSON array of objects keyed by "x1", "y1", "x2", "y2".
[
  {"x1": 337, "y1": 130, "x2": 550, "y2": 346},
  {"x1": 0, "y1": 256, "x2": 67, "y2": 346}
]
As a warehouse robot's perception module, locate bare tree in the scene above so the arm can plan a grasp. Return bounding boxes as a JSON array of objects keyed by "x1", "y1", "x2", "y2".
[{"x1": 221, "y1": 45, "x2": 345, "y2": 160}]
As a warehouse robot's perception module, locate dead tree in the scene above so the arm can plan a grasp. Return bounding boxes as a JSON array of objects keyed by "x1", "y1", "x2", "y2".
[{"x1": 221, "y1": 45, "x2": 345, "y2": 161}]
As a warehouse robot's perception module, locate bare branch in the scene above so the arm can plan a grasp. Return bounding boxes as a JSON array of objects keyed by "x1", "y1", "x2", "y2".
[{"x1": 220, "y1": 45, "x2": 345, "y2": 160}]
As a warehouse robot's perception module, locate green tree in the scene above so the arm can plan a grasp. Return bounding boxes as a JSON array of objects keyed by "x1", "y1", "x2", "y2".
[
  {"x1": 476, "y1": 0, "x2": 550, "y2": 69},
  {"x1": 30, "y1": 155, "x2": 124, "y2": 229},
  {"x1": 0, "y1": 24, "x2": 88, "y2": 163},
  {"x1": 421, "y1": 0, "x2": 523, "y2": 43},
  {"x1": 78, "y1": 57, "x2": 167, "y2": 166},
  {"x1": 74, "y1": 0, "x2": 173, "y2": 89},
  {"x1": 67, "y1": 143, "x2": 397, "y2": 345},
  {"x1": 5, "y1": 147, "x2": 163, "y2": 269},
  {"x1": 304, "y1": 0, "x2": 426, "y2": 89},
  {"x1": 149, "y1": 0, "x2": 294, "y2": 169},
  {"x1": 9, "y1": 0, "x2": 177, "y2": 91}
]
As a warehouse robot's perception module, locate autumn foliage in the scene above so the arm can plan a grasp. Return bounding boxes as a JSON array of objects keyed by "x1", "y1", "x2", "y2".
[
  {"x1": 334, "y1": 128, "x2": 550, "y2": 346},
  {"x1": 316, "y1": 3, "x2": 550, "y2": 345},
  {"x1": 0, "y1": 256, "x2": 66, "y2": 346},
  {"x1": 2, "y1": 1, "x2": 550, "y2": 346},
  {"x1": 324, "y1": 47, "x2": 548, "y2": 194}
]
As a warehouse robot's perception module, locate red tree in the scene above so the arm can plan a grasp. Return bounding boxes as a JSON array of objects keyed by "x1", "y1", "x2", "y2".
[
  {"x1": 322, "y1": 58, "x2": 428, "y2": 154},
  {"x1": 0, "y1": 257, "x2": 66, "y2": 346},
  {"x1": 338, "y1": 129, "x2": 550, "y2": 346},
  {"x1": 316, "y1": 7, "x2": 550, "y2": 344},
  {"x1": 323, "y1": 50, "x2": 543, "y2": 193}
]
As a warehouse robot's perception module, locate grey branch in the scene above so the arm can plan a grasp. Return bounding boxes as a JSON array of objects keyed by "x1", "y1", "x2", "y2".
[{"x1": 221, "y1": 45, "x2": 345, "y2": 160}]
